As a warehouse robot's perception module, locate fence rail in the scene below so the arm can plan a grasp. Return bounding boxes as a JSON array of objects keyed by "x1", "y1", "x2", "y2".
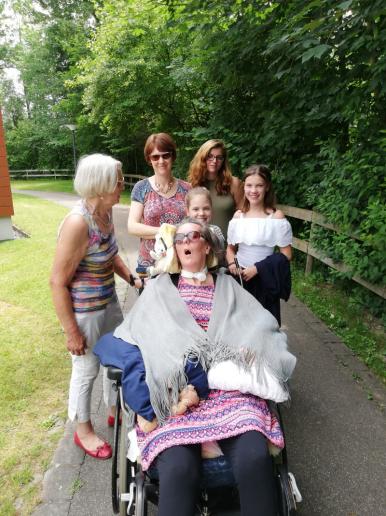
[
  {"x1": 9, "y1": 172, "x2": 384, "y2": 299},
  {"x1": 277, "y1": 204, "x2": 385, "y2": 299},
  {"x1": 10, "y1": 170, "x2": 146, "y2": 183},
  {"x1": 10, "y1": 169, "x2": 73, "y2": 179}
]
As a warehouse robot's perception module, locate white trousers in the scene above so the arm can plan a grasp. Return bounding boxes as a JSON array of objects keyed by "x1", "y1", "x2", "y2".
[{"x1": 68, "y1": 295, "x2": 123, "y2": 423}]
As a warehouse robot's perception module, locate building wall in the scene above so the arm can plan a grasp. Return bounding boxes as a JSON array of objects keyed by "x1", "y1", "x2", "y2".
[{"x1": 0, "y1": 110, "x2": 14, "y2": 240}]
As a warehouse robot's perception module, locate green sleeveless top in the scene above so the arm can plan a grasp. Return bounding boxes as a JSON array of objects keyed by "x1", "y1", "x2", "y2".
[{"x1": 205, "y1": 179, "x2": 236, "y2": 237}]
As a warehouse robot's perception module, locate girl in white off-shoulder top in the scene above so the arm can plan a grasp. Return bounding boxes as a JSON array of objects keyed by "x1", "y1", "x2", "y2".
[{"x1": 226, "y1": 164, "x2": 292, "y2": 323}]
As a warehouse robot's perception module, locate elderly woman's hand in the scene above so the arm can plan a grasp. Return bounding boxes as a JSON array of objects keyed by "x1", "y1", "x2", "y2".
[
  {"x1": 66, "y1": 329, "x2": 87, "y2": 356},
  {"x1": 137, "y1": 415, "x2": 158, "y2": 433}
]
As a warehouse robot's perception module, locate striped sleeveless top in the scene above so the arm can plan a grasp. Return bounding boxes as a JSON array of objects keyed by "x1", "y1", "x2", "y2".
[{"x1": 62, "y1": 200, "x2": 118, "y2": 313}]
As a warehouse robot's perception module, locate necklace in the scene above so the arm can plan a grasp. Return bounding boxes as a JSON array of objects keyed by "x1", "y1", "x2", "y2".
[
  {"x1": 153, "y1": 177, "x2": 175, "y2": 194},
  {"x1": 85, "y1": 201, "x2": 112, "y2": 232}
]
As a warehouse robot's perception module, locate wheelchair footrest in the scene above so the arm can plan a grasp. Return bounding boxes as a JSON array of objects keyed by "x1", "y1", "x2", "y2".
[{"x1": 288, "y1": 472, "x2": 302, "y2": 503}]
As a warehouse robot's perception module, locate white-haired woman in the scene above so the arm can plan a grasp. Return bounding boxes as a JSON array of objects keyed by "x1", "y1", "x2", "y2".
[{"x1": 50, "y1": 153, "x2": 141, "y2": 459}]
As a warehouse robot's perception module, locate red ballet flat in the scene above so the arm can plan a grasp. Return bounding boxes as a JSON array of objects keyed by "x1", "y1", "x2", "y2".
[
  {"x1": 107, "y1": 414, "x2": 122, "y2": 427},
  {"x1": 73, "y1": 432, "x2": 112, "y2": 460}
]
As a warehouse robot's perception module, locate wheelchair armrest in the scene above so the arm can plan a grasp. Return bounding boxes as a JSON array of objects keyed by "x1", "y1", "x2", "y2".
[{"x1": 107, "y1": 366, "x2": 123, "y2": 382}]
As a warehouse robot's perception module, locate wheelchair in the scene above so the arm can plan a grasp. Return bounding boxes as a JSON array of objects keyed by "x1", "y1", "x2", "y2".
[{"x1": 107, "y1": 366, "x2": 302, "y2": 516}]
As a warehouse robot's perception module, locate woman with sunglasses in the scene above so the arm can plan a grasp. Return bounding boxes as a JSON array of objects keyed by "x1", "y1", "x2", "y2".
[
  {"x1": 50, "y1": 154, "x2": 141, "y2": 460},
  {"x1": 128, "y1": 133, "x2": 190, "y2": 270},
  {"x1": 188, "y1": 139, "x2": 243, "y2": 237},
  {"x1": 95, "y1": 217, "x2": 296, "y2": 516}
]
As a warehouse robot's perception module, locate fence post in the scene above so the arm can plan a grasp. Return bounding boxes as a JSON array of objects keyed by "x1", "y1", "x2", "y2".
[{"x1": 305, "y1": 221, "x2": 314, "y2": 275}]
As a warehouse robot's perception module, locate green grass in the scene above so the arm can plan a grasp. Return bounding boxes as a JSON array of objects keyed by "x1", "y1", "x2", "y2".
[
  {"x1": 11, "y1": 179, "x2": 76, "y2": 193},
  {"x1": 11, "y1": 179, "x2": 131, "y2": 203},
  {"x1": 0, "y1": 194, "x2": 71, "y2": 515},
  {"x1": 291, "y1": 261, "x2": 385, "y2": 382}
]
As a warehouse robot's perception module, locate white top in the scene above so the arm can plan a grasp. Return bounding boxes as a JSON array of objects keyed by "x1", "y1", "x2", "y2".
[{"x1": 227, "y1": 214, "x2": 293, "y2": 267}]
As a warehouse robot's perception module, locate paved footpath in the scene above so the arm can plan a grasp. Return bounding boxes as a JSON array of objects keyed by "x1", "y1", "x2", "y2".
[{"x1": 17, "y1": 191, "x2": 385, "y2": 516}]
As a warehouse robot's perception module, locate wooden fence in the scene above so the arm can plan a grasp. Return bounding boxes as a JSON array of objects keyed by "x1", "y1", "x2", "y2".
[
  {"x1": 9, "y1": 171, "x2": 384, "y2": 299},
  {"x1": 10, "y1": 170, "x2": 147, "y2": 183},
  {"x1": 10, "y1": 169, "x2": 73, "y2": 179},
  {"x1": 277, "y1": 204, "x2": 385, "y2": 300}
]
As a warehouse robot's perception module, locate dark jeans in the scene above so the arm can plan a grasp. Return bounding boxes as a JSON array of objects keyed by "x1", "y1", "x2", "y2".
[{"x1": 156, "y1": 431, "x2": 277, "y2": 516}]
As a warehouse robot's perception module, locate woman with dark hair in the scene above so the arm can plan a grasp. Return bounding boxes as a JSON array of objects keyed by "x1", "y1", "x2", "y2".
[
  {"x1": 226, "y1": 164, "x2": 293, "y2": 325},
  {"x1": 128, "y1": 133, "x2": 190, "y2": 270},
  {"x1": 187, "y1": 139, "x2": 242, "y2": 236}
]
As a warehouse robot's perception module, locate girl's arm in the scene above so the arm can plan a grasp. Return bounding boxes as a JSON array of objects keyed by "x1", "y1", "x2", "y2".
[
  {"x1": 49, "y1": 216, "x2": 89, "y2": 355},
  {"x1": 272, "y1": 209, "x2": 292, "y2": 261},
  {"x1": 113, "y1": 255, "x2": 143, "y2": 289},
  {"x1": 127, "y1": 200, "x2": 159, "y2": 239},
  {"x1": 279, "y1": 245, "x2": 292, "y2": 261},
  {"x1": 226, "y1": 243, "x2": 238, "y2": 275}
]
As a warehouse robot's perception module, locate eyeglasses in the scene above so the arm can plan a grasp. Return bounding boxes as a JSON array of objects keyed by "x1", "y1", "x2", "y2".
[
  {"x1": 149, "y1": 152, "x2": 172, "y2": 162},
  {"x1": 174, "y1": 230, "x2": 203, "y2": 244},
  {"x1": 206, "y1": 154, "x2": 224, "y2": 162}
]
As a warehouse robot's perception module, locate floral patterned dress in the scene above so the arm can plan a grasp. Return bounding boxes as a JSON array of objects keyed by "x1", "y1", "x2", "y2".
[{"x1": 131, "y1": 178, "x2": 190, "y2": 268}]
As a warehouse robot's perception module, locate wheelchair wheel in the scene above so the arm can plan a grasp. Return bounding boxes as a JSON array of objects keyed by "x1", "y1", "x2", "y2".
[
  {"x1": 112, "y1": 392, "x2": 121, "y2": 514},
  {"x1": 277, "y1": 464, "x2": 297, "y2": 516},
  {"x1": 134, "y1": 470, "x2": 148, "y2": 516},
  {"x1": 119, "y1": 413, "x2": 130, "y2": 516}
]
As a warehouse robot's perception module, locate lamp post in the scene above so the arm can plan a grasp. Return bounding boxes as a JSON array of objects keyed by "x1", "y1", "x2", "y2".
[{"x1": 63, "y1": 124, "x2": 77, "y2": 174}]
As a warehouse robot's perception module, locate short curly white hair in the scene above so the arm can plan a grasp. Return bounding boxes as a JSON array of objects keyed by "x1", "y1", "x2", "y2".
[{"x1": 74, "y1": 153, "x2": 122, "y2": 199}]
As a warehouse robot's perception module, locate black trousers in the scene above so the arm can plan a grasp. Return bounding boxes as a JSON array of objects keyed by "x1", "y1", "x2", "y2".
[{"x1": 156, "y1": 430, "x2": 277, "y2": 516}]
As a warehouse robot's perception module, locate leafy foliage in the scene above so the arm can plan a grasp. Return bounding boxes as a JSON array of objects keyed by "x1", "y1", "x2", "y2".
[{"x1": 1, "y1": 0, "x2": 385, "y2": 309}]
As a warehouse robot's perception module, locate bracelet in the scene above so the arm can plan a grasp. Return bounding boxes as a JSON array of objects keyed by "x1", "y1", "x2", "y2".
[
  {"x1": 227, "y1": 262, "x2": 235, "y2": 267},
  {"x1": 128, "y1": 274, "x2": 135, "y2": 287}
]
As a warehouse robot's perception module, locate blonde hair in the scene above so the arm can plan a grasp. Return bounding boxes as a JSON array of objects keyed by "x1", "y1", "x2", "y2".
[
  {"x1": 187, "y1": 139, "x2": 233, "y2": 195},
  {"x1": 185, "y1": 186, "x2": 212, "y2": 209},
  {"x1": 74, "y1": 154, "x2": 122, "y2": 199},
  {"x1": 175, "y1": 217, "x2": 220, "y2": 269}
]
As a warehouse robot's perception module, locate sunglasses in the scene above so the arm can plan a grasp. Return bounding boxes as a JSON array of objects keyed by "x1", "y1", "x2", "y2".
[
  {"x1": 174, "y1": 230, "x2": 203, "y2": 244},
  {"x1": 149, "y1": 152, "x2": 173, "y2": 162}
]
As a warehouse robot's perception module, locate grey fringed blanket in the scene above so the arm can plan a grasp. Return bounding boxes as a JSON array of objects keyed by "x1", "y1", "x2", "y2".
[{"x1": 114, "y1": 272, "x2": 296, "y2": 422}]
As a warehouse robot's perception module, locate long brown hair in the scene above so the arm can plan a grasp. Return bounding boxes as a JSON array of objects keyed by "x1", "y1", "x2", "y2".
[
  {"x1": 241, "y1": 164, "x2": 276, "y2": 213},
  {"x1": 187, "y1": 139, "x2": 233, "y2": 195}
]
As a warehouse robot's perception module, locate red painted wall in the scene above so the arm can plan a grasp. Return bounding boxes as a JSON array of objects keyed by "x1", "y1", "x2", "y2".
[{"x1": 0, "y1": 110, "x2": 14, "y2": 217}]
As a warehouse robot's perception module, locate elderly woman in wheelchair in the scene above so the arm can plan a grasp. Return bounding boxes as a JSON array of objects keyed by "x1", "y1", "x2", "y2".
[{"x1": 95, "y1": 217, "x2": 298, "y2": 516}]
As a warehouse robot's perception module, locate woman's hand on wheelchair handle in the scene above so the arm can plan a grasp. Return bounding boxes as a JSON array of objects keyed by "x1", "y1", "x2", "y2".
[
  {"x1": 134, "y1": 278, "x2": 143, "y2": 289},
  {"x1": 228, "y1": 263, "x2": 238, "y2": 276}
]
